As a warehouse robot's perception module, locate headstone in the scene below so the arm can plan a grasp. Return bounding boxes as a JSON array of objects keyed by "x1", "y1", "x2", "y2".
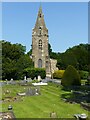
[
  {"x1": 50, "y1": 112, "x2": 57, "y2": 118},
  {"x1": 26, "y1": 87, "x2": 40, "y2": 96},
  {"x1": 34, "y1": 77, "x2": 36, "y2": 80},
  {"x1": 38, "y1": 75, "x2": 41, "y2": 81},
  {"x1": 27, "y1": 78, "x2": 32, "y2": 82},
  {"x1": 24, "y1": 76, "x2": 26, "y2": 80},
  {"x1": 5, "y1": 79, "x2": 8, "y2": 84},
  {"x1": 26, "y1": 88, "x2": 35, "y2": 96},
  {"x1": 35, "y1": 88, "x2": 38, "y2": 95},
  {"x1": 11, "y1": 78, "x2": 13, "y2": 81}
]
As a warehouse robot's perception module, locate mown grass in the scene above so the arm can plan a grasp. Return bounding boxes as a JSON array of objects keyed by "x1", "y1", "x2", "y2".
[{"x1": 1, "y1": 82, "x2": 89, "y2": 118}]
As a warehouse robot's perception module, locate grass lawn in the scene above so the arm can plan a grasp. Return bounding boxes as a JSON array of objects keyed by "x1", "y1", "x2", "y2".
[{"x1": 0, "y1": 82, "x2": 89, "y2": 118}]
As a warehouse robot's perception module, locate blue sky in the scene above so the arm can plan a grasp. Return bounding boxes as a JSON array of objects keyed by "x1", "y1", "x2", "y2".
[{"x1": 2, "y1": 2, "x2": 88, "y2": 53}]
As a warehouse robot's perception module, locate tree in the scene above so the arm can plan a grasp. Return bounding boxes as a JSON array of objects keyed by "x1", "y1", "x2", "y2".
[
  {"x1": 2, "y1": 40, "x2": 33, "y2": 80},
  {"x1": 16, "y1": 55, "x2": 34, "y2": 79},
  {"x1": 55, "y1": 44, "x2": 88, "y2": 71},
  {"x1": 2, "y1": 41, "x2": 25, "y2": 61},
  {"x1": 48, "y1": 43, "x2": 52, "y2": 56},
  {"x1": 27, "y1": 49, "x2": 32, "y2": 56},
  {"x1": 61, "y1": 65, "x2": 81, "y2": 87},
  {"x1": 66, "y1": 44, "x2": 88, "y2": 71},
  {"x1": 2, "y1": 57, "x2": 17, "y2": 80}
]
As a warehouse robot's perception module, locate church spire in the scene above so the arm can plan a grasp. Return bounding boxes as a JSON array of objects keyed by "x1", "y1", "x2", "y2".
[
  {"x1": 38, "y1": 4, "x2": 42, "y2": 14},
  {"x1": 34, "y1": 5, "x2": 46, "y2": 29},
  {"x1": 38, "y1": 5, "x2": 43, "y2": 17}
]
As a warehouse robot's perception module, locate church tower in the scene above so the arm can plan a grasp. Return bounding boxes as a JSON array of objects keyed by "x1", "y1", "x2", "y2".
[{"x1": 32, "y1": 6, "x2": 51, "y2": 77}]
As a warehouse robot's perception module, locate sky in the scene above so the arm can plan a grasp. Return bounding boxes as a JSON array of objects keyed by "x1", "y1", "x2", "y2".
[{"x1": 2, "y1": 2, "x2": 88, "y2": 53}]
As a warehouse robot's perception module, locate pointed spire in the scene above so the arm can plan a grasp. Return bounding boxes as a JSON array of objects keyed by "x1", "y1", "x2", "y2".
[
  {"x1": 39, "y1": 3, "x2": 42, "y2": 13},
  {"x1": 38, "y1": 4, "x2": 43, "y2": 18},
  {"x1": 34, "y1": 4, "x2": 47, "y2": 29}
]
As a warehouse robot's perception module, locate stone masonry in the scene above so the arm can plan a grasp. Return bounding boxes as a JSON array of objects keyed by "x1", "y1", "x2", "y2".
[{"x1": 32, "y1": 6, "x2": 58, "y2": 77}]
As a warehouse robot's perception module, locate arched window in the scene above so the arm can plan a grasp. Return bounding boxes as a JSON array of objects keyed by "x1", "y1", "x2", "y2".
[
  {"x1": 38, "y1": 59, "x2": 42, "y2": 68},
  {"x1": 38, "y1": 40, "x2": 42, "y2": 50}
]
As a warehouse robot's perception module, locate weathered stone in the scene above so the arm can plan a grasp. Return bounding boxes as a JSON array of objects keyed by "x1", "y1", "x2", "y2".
[
  {"x1": 50, "y1": 59, "x2": 58, "y2": 74},
  {"x1": 32, "y1": 6, "x2": 58, "y2": 78}
]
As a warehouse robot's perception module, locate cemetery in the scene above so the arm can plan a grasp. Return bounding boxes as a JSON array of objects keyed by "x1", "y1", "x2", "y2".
[{"x1": 0, "y1": 79, "x2": 89, "y2": 119}]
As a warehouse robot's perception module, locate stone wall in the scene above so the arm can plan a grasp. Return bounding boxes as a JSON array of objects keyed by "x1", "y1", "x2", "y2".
[{"x1": 50, "y1": 59, "x2": 58, "y2": 74}]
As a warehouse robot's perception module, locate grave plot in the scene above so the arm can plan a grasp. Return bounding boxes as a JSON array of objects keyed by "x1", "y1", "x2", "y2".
[
  {"x1": 17, "y1": 86, "x2": 41, "y2": 96},
  {"x1": 2, "y1": 85, "x2": 41, "y2": 103}
]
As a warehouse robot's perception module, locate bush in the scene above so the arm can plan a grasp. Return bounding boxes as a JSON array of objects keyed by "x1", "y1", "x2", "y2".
[
  {"x1": 24, "y1": 68, "x2": 46, "y2": 79},
  {"x1": 53, "y1": 70, "x2": 65, "y2": 79},
  {"x1": 61, "y1": 65, "x2": 81, "y2": 87},
  {"x1": 79, "y1": 70, "x2": 89, "y2": 79}
]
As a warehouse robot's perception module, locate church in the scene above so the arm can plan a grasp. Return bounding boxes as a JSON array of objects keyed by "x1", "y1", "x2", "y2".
[{"x1": 32, "y1": 6, "x2": 58, "y2": 78}]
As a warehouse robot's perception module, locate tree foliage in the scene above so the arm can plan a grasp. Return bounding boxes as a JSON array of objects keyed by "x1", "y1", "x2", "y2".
[
  {"x1": 2, "y1": 40, "x2": 33, "y2": 80},
  {"x1": 2, "y1": 40, "x2": 89, "y2": 80},
  {"x1": 15, "y1": 55, "x2": 34, "y2": 79},
  {"x1": 79, "y1": 70, "x2": 89, "y2": 79},
  {"x1": 49, "y1": 44, "x2": 88, "y2": 71},
  {"x1": 61, "y1": 65, "x2": 81, "y2": 87},
  {"x1": 2, "y1": 41, "x2": 25, "y2": 60}
]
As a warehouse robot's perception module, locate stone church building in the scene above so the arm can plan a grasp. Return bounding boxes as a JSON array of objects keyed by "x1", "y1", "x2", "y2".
[{"x1": 32, "y1": 6, "x2": 58, "y2": 78}]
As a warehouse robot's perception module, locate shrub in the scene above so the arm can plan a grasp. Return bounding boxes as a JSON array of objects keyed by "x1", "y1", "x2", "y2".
[
  {"x1": 53, "y1": 70, "x2": 65, "y2": 79},
  {"x1": 61, "y1": 65, "x2": 81, "y2": 87},
  {"x1": 24, "y1": 68, "x2": 46, "y2": 79},
  {"x1": 79, "y1": 70, "x2": 89, "y2": 79}
]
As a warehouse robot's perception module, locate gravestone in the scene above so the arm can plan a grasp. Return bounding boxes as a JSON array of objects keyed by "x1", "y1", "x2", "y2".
[
  {"x1": 50, "y1": 112, "x2": 57, "y2": 118},
  {"x1": 24, "y1": 76, "x2": 26, "y2": 80},
  {"x1": 27, "y1": 78, "x2": 32, "y2": 82},
  {"x1": 26, "y1": 87, "x2": 40, "y2": 96},
  {"x1": 38, "y1": 75, "x2": 41, "y2": 81},
  {"x1": 11, "y1": 78, "x2": 13, "y2": 81},
  {"x1": 19, "y1": 80, "x2": 27, "y2": 86},
  {"x1": 34, "y1": 77, "x2": 36, "y2": 80},
  {"x1": 26, "y1": 88, "x2": 36, "y2": 96}
]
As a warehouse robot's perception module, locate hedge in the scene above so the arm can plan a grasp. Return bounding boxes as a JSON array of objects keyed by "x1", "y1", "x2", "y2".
[
  {"x1": 61, "y1": 65, "x2": 81, "y2": 87},
  {"x1": 53, "y1": 70, "x2": 65, "y2": 79},
  {"x1": 23, "y1": 68, "x2": 46, "y2": 79}
]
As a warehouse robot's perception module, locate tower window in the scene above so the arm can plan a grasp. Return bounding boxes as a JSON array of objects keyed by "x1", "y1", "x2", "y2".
[
  {"x1": 39, "y1": 27, "x2": 42, "y2": 35},
  {"x1": 39, "y1": 14, "x2": 41, "y2": 17},
  {"x1": 39, "y1": 27, "x2": 42, "y2": 30},
  {"x1": 38, "y1": 40, "x2": 42, "y2": 50}
]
